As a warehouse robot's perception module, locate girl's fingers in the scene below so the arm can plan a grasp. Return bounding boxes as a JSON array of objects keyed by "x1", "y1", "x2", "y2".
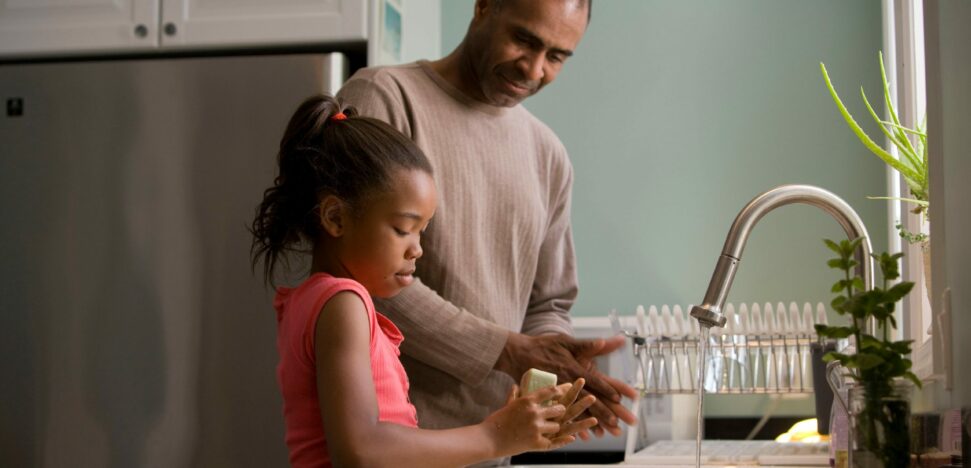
[
  {"x1": 525, "y1": 381, "x2": 576, "y2": 406},
  {"x1": 554, "y1": 382, "x2": 573, "y2": 396},
  {"x1": 539, "y1": 404, "x2": 567, "y2": 421},
  {"x1": 548, "y1": 435, "x2": 575, "y2": 450},
  {"x1": 539, "y1": 419, "x2": 562, "y2": 435},
  {"x1": 558, "y1": 378, "x2": 585, "y2": 407},
  {"x1": 561, "y1": 394, "x2": 596, "y2": 422},
  {"x1": 507, "y1": 384, "x2": 519, "y2": 404},
  {"x1": 527, "y1": 385, "x2": 562, "y2": 404},
  {"x1": 556, "y1": 416, "x2": 598, "y2": 437}
]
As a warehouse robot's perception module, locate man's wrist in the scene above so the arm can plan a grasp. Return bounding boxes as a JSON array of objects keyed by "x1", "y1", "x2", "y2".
[{"x1": 494, "y1": 331, "x2": 527, "y2": 377}]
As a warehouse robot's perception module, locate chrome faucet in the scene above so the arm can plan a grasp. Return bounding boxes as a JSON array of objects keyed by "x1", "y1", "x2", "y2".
[{"x1": 689, "y1": 184, "x2": 874, "y2": 329}]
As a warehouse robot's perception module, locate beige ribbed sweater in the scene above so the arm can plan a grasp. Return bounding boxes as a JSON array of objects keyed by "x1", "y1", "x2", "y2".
[{"x1": 337, "y1": 61, "x2": 577, "y2": 432}]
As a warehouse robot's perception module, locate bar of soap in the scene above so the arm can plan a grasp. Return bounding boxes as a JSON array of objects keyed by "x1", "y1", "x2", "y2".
[{"x1": 519, "y1": 368, "x2": 557, "y2": 405}]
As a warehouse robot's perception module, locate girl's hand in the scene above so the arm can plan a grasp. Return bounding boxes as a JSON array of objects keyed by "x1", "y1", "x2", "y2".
[
  {"x1": 548, "y1": 378, "x2": 598, "y2": 447},
  {"x1": 482, "y1": 384, "x2": 568, "y2": 457}
]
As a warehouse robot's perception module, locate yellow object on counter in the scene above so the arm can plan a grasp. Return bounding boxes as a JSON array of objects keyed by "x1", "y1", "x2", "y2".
[{"x1": 775, "y1": 418, "x2": 829, "y2": 443}]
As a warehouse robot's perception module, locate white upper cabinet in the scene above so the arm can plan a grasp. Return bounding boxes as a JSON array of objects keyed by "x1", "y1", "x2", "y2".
[
  {"x1": 159, "y1": 0, "x2": 366, "y2": 49},
  {"x1": 0, "y1": 0, "x2": 367, "y2": 58},
  {"x1": 0, "y1": 0, "x2": 161, "y2": 56}
]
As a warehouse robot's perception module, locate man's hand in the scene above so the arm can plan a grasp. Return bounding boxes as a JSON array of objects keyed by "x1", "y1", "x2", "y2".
[{"x1": 495, "y1": 333, "x2": 638, "y2": 437}]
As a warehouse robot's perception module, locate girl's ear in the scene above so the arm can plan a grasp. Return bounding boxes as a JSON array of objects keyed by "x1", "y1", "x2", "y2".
[{"x1": 319, "y1": 195, "x2": 348, "y2": 237}]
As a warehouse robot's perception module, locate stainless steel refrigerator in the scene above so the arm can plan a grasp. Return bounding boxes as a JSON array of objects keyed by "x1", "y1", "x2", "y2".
[{"x1": 0, "y1": 53, "x2": 347, "y2": 467}]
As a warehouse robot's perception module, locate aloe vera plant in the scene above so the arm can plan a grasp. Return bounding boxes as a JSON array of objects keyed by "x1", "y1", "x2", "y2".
[{"x1": 820, "y1": 52, "x2": 929, "y2": 221}]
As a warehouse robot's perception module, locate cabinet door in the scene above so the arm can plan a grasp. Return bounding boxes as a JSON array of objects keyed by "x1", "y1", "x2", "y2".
[
  {"x1": 159, "y1": 0, "x2": 367, "y2": 49},
  {"x1": 0, "y1": 0, "x2": 158, "y2": 57}
]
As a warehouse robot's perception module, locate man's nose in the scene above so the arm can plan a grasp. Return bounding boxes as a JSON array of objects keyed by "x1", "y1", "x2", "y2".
[{"x1": 517, "y1": 52, "x2": 545, "y2": 83}]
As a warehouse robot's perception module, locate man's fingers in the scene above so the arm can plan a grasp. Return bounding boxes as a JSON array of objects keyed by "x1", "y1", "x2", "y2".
[
  {"x1": 580, "y1": 369, "x2": 621, "y2": 404},
  {"x1": 597, "y1": 335, "x2": 627, "y2": 355},
  {"x1": 601, "y1": 373, "x2": 639, "y2": 400},
  {"x1": 584, "y1": 397, "x2": 617, "y2": 428},
  {"x1": 582, "y1": 398, "x2": 634, "y2": 437},
  {"x1": 568, "y1": 335, "x2": 625, "y2": 359},
  {"x1": 563, "y1": 336, "x2": 605, "y2": 360},
  {"x1": 605, "y1": 398, "x2": 637, "y2": 426},
  {"x1": 583, "y1": 396, "x2": 622, "y2": 435}
]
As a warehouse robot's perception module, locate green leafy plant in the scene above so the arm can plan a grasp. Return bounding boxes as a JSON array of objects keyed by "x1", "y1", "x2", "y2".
[
  {"x1": 821, "y1": 52, "x2": 929, "y2": 244},
  {"x1": 815, "y1": 237, "x2": 920, "y2": 468}
]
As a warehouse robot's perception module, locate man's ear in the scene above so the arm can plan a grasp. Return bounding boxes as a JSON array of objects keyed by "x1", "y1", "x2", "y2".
[
  {"x1": 319, "y1": 195, "x2": 348, "y2": 237},
  {"x1": 473, "y1": 0, "x2": 492, "y2": 22}
]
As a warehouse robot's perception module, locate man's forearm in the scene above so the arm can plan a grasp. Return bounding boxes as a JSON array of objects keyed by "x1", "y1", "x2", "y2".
[{"x1": 374, "y1": 278, "x2": 509, "y2": 387}]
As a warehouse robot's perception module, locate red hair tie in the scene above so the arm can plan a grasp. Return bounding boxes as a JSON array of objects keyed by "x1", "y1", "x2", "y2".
[{"x1": 331, "y1": 112, "x2": 347, "y2": 121}]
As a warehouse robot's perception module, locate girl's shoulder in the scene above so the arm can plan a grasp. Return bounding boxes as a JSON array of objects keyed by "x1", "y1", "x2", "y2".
[
  {"x1": 275, "y1": 274, "x2": 378, "y2": 360},
  {"x1": 274, "y1": 273, "x2": 374, "y2": 321}
]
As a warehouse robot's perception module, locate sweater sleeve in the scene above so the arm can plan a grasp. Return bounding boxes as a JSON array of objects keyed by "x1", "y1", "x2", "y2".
[
  {"x1": 522, "y1": 144, "x2": 577, "y2": 337},
  {"x1": 373, "y1": 280, "x2": 508, "y2": 387},
  {"x1": 338, "y1": 69, "x2": 509, "y2": 387}
]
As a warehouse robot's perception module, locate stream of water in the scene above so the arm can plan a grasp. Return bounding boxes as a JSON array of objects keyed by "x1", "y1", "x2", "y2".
[{"x1": 695, "y1": 326, "x2": 711, "y2": 468}]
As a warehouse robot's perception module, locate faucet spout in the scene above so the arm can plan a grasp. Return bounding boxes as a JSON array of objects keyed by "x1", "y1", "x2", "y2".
[{"x1": 690, "y1": 184, "x2": 874, "y2": 330}]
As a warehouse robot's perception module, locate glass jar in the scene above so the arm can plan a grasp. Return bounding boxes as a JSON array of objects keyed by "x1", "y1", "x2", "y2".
[{"x1": 847, "y1": 381, "x2": 913, "y2": 468}]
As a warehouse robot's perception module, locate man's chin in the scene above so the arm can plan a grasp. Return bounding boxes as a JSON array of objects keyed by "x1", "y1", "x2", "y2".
[{"x1": 486, "y1": 92, "x2": 526, "y2": 107}]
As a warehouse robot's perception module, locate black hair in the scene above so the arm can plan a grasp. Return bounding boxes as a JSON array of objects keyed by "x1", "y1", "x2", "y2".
[{"x1": 250, "y1": 94, "x2": 433, "y2": 285}]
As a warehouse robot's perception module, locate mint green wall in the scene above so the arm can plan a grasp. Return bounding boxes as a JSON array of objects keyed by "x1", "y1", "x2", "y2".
[
  {"x1": 443, "y1": 0, "x2": 887, "y2": 317},
  {"x1": 442, "y1": 1, "x2": 888, "y2": 416}
]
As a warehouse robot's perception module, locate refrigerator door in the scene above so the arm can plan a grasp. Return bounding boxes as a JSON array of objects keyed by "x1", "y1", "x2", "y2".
[{"x1": 0, "y1": 53, "x2": 346, "y2": 468}]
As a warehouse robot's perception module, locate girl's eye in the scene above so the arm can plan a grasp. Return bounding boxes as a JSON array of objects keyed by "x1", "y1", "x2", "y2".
[{"x1": 393, "y1": 227, "x2": 408, "y2": 237}]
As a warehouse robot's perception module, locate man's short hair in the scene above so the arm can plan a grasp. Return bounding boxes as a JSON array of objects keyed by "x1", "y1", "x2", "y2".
[{"x1": 491, "y1": 0, "x2": 593, "y2": 23}]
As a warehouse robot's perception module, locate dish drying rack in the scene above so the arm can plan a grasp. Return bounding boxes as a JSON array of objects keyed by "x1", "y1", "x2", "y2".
[{"x1": 609, "y1": 301, "x2": 828, "y2": 395}]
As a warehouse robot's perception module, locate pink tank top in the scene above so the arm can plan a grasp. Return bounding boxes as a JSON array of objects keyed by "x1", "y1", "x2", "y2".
[{"x1": 274, "y1": 273, "x2": 418, "y2": 468}]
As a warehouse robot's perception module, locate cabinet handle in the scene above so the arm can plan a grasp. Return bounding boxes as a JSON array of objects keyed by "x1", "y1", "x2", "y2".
[
  {"x1": 134, "y1": 24, "x2": 149, "y2": 38},
  {"x1": 164, "y1": 23, "x2": 178, "y2": 36}
]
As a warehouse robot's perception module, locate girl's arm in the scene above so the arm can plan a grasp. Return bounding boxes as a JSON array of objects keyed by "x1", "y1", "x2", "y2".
[{"x1": 314, "y1": 291, "x2": 593, "y2": 468}]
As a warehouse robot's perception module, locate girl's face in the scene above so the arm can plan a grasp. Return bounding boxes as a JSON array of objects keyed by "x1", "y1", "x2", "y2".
[{"x1": 338, "y1": 169, "x2": 437, "y2": 298}]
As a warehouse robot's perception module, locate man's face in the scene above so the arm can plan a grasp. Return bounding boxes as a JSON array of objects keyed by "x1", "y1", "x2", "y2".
[{"x1": 467, "y1": 0, "x2": 588, "y2": 107}]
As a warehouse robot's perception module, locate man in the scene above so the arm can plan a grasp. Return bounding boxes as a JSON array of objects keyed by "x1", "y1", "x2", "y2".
[{"x1": 338, "y1": 0, "x2": 637, "y2": 456}]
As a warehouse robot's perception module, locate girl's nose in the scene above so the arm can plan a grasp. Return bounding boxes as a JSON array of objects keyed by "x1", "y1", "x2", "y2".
[{"x1": 407, "y1": 241, "x2": 422, "y2": 260}]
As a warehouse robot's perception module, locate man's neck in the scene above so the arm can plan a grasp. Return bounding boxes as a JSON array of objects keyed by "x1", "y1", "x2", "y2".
[{"x1": 428, "y1": 46, "x2": 489, "y2": 105}]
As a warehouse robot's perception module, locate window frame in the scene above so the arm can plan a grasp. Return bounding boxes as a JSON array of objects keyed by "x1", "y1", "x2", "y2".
[{"x1": 883, "y1": 0, "x2": 941, "y2": 382}]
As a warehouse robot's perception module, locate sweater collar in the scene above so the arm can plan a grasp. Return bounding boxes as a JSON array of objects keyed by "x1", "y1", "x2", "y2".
[{"x1": 417, "y1": 60, "x2": 512, "y2": 117}]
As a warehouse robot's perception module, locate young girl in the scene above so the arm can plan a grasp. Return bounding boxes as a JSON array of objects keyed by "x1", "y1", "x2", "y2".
[{"x1": 250, "y1": 95, "x2": 597, "y2": 468}]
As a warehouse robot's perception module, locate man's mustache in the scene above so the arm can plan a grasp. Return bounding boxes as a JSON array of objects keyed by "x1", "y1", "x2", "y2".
[{"x1": 501, "y1": 71, "x2": 540, "y2": 91}]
